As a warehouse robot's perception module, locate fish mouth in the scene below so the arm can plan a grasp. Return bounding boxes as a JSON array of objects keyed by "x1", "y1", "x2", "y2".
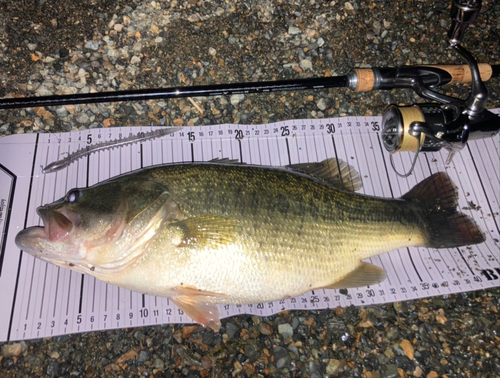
[
  {"x1": 35, "y1": 206, "x2": 81, "y2": 242},
  {"x1": 15, "y1": 206, "x2": 82, "y2": 253}
]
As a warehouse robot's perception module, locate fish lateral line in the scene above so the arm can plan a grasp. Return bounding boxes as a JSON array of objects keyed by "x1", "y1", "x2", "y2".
[{"x1": 42, "y1": 127, "x2": 181, "y2": 174}]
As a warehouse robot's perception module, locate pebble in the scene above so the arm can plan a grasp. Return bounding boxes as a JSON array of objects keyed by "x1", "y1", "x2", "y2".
[
  {"x1": 317, "y1": 98, "x2": 327, "y2": 111},
  {"x1": 76, "y1": 113, "x2": 90, "y2": 124},
  {"x1": 288, "y1": 26, "x2": 301, "y2": 35},
  {"x1": 381, "y1": 363, "x2": 398, "y2": 378},
  {"x1": 308, "y1": 361, "x2": 322, "y2": 378},
  {"x1": 230, "y1": 94, "x2": 245, "y2": 106},
  {"x1": 258, "y1": 322, "x2": 273, "y2": 335},
  {"x1": 400, "y1": 339, "x2": 414, "y2": 360},
  {"x1": 326, "y1": 359, "x2": 341, "y2": 375},
  {"x1": 225, "y1": 322, "x2": 240, "y2": 338},
  {"x1": 46, "y1": 361, "x2": 60, "y2": 377},
  {"x1": 35, "y1": 85, "x2": 53, "y2": 96},
  {"x1": 273, "y1": 346, "x2": 291, "y2": 369},
  {"x1": 138, "y1": 350, "x2": 151, "y2": 362},
  {"x1": 300, "y1": 59, "x2": 313, "y2": 71},
  {"x1": 153, "y1": 358, "x2": 164, "y2": 369},
  {"x1": 176, "y1": 346, "x2": 201, "y2": 367},
  {"x1": 24, "y1": 354, "x2": 43, "y2": 368},
  {"x1": 1, "y1": 342, "x2": 26, "y2": 357},
  {"x1": 84, "y1": 40, "x2": 100, "y2": 51},
  {"x1": 244, "y1": 344, "x2": 260, "y2": 362},
  {"x1": 278, "y1": 323, "x2": 293, "y2": 339}
]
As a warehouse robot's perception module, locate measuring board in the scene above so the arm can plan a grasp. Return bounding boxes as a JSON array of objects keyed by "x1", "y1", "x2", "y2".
[{"x1": 0, "y1": 112, "x2": 498, "y2": 342}]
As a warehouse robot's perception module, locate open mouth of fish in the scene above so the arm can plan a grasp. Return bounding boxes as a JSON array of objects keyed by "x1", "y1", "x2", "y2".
[
  {"x1": 36, "y1": 206, "x2": 82, "y2": 242},
  {"x1": 15, "y1": 206, "x2": 81, "y2": 253}
]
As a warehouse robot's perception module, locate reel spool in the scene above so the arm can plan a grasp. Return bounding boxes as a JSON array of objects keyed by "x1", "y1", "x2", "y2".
[
  {"x1": 381, "y1": 104, "x2": 455, "y2": 177},
  {"x1": 382, "y1": 105, "x2": 426, "y2": 154}
]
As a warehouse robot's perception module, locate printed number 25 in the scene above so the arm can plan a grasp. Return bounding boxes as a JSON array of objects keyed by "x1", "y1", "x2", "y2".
[{"x1": 281, "y1": 126, "x2": 290, "y2": 136}]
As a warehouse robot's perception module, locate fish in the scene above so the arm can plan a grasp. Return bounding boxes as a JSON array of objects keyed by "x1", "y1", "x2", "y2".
[{"x1": 15, "y1": 158, "x2": 485, "y2": 331}]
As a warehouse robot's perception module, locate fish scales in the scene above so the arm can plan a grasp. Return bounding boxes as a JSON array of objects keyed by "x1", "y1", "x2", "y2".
[{"x1": 119, "y1": 164, "x2": 425, "y2": 301}]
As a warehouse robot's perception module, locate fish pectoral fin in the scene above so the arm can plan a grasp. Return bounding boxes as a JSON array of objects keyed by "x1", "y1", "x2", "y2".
[
  {"x1": 170, "y1": 216, "x2": 241, "y2": 248},
  {"x1": 286, "y1": 158, "x2": 362, "y2": 192},
  {"x1": 171, "y1": 287, "x2": 229, "y2": 332},
  {"x1": 321, "y1": 262, "x2": 387, "y2": 289}
]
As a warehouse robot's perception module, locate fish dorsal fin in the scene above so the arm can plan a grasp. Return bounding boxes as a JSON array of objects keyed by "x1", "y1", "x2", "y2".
[
  {"x1": 320, "y1": 262, "x2": 386, "y2": 289},
  {"x1": 169, "y1": 216, "x2": 241, "y2": 248},
  {"x1": 209, "y1": 158, "x2": 243, "y2": 164},
  {"x1": 171, "y1": 286, "x2": 230, "y2": 332},
  {"x1": 287, "y1": 158, "x2": 362, "y2": 192}
]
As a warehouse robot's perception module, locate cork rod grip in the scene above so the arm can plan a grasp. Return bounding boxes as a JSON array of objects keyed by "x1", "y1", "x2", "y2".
[
  {"x1": 352, "y1": 68, "x2": 376, "y2": 92},
  {"x1": 352, "y1": 64, "x2": 493, "y2": 92},
  {"x1": 427, "y1": 63, "x2": 492, "y2": 84}
]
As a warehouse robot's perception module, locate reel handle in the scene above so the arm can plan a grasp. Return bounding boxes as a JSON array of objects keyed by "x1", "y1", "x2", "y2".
[
  {"x1": 347, "y1": 64, "x2": 494, "y2": 92},
  {"x1": 448, "y1": 0, "x2": 482, "y2": 46}
]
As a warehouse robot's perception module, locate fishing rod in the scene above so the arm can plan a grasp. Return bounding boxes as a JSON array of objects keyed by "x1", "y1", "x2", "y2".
[
  {"x1": 0, "y1": 64, "x2": 496, "y2": 110},
  {"x1": 1, "y1": 0, "x2": 499, "y2": 177}
]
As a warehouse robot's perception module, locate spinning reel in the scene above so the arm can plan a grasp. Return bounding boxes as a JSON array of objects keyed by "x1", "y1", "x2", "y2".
[{"x1": 380, "y1": 0, "x2": 500, "y2": 176}]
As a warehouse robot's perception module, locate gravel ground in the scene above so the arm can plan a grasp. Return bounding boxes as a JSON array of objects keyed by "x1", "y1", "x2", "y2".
[{"x1": 1, "y1": 0, "x2": 499, "y2": 377}]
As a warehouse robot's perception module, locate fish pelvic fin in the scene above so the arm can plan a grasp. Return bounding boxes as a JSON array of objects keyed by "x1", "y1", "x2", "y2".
[
  {"x1": 287, "y1": 158, "x2": 362, "y2": 192},
  {"x1": 171, "y1": 286, "x2": 229, "y2": 332},
  {"x1": 402, "y1": 172, "x2": 485, "y2": 248},
  {"x1": 320, "y1": 262, "x2": 387, "y2": 289}
]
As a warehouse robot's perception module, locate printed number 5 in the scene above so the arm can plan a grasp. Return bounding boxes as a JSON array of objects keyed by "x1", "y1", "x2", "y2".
[{"x1": 87, "y1": 134, "x2": 92, "y2": 144}]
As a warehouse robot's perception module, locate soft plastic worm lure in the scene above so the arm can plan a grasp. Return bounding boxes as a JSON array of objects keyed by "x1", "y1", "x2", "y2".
[{"x1": 42, "y1": 127, "x2": 180, "y2": 174}]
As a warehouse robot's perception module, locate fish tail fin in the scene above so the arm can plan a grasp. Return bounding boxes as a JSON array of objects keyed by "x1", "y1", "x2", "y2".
[{"x1": 401, "y1": 172, "x2": 485, "y2": 248}]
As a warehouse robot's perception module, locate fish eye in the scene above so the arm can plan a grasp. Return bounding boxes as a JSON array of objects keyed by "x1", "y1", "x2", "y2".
[{"x1": 66, "y1": 189, "x2": 83, "y2": 203}]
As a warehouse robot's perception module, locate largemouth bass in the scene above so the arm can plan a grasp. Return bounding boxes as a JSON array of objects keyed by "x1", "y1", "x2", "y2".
[{"x1": 15, "y1": 158, "x2": 485, "y2": 331}]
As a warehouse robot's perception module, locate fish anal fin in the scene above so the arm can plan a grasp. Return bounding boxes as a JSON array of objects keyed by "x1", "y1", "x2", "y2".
[
  {"x1": 287, "y1": 158, "x2": 362, "y2": 192},
  {"x1": 170, "y1": 216, "x2": 241, "y2": 248},
  {"x1": 320, "y1": 262, "x2": 387, "y2": 289},
  {"x1": 171, "y1": 286, "x2": 229, "y2": 332}
]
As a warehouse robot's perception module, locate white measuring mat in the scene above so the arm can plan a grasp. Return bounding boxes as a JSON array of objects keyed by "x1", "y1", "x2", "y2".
[{"x1": 0, "y1": 112, "x2": 498, "y2": 342}]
